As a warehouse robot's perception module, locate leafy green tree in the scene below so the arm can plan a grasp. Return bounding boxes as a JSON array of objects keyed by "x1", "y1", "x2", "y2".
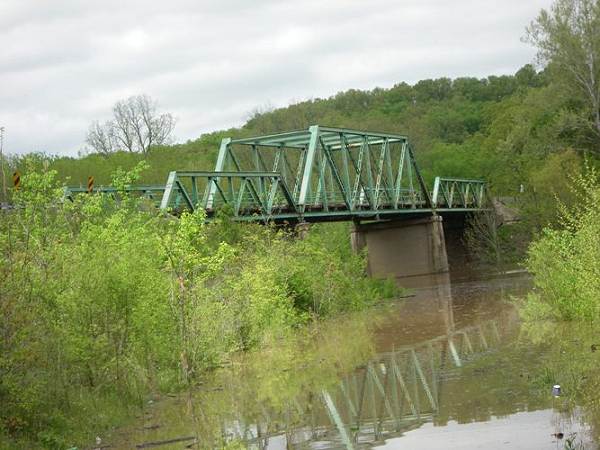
[{"x1": 526, "y1": 0, "x2": 600, "y2": 150}]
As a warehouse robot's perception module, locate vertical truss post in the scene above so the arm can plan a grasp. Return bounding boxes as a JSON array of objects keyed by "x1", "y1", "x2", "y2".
[
  {"x1": 160, "y1": 171, "x2": 178, "y2": 210},
  {"x1": 340, "y1": 133, "x2": 351, "y2": 207},
  {"x1": 298, "y1": 125, "x2": 320, "y2": 214},
  {"x1": 363, "y1": 136, "x2": 376, "y2": 208},
  {"x1": 407, "y1": 152, "x2": 415, "y2": 207},
  {"x1": 252, "y1": 144, "x2": 266, "y2": 204},
  {"x1": 394, "y1": 142, "x2": 407, "y2": 208},
  {"x1": 314, "y1": 148, "x2": 328, "y2": 210},
  {"x1": 478, "y1": 183, "x2": 485, "y2": 207},
  {"x1": 432, "y1": 177, "x2": 441, "y2": 208},
  {"x1": 207, "y1": 137, "x2": 231, "y2": 209},
  {"x1": 351, "y1": 137, "x2": 365, "y2": 206},
  {"x1": 191, "y1": 176, "x2": 198, "y2": 207},
  {"x1": 384, "y1": 139, "x2": 394, "y2": 205},
  {"x1": 374, "y1": 138, "x2": 388, "y2": 209}
]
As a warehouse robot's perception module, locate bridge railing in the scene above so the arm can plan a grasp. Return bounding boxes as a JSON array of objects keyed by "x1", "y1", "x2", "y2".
[
  {"x1": 63, "y1": 185, "x2": 167, "y2": 204},
  {"x1": 431, "y1": 177, "x2": 487, "y2": 210}
]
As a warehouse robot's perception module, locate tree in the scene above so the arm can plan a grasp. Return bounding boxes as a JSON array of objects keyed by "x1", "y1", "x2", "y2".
[
  {"x1": 86, "y1": 95, "x2": 175, "y2": 155},
  {"x1": 86, "y1": 120, "x2": 114, "y2": 156},
  {"x1": 526, "y1": 0, "x2": 600, "y2": 149}
]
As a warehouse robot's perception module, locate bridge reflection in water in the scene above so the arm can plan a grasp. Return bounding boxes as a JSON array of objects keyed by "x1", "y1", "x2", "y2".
[{"x1": 219, "y1": 275, "x2": 520, "y2": 450}]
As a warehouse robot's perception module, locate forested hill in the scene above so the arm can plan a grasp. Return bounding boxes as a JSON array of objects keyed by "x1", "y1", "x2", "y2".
[
  {"x1": 15, "y1": 63, "x2": 591, "y2": 226},
  {"x1": 243, "y1": 64, "x2": 546, "y2": 150}
]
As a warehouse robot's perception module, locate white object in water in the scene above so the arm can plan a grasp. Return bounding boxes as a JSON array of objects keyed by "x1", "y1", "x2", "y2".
[{"x1": 552, "y1": 385, "x2": 561, "y2": 397}]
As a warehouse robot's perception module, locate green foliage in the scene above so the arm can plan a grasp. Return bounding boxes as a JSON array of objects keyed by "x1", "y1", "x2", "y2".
[
  {"x1": 526, "y1": 0, "x2": 600, "y2": 145},
  {"x1": 524, "y1": 163, "x2": 600, "y2": 320},
  {"x1": 0, "y1": 164, "x2": 389, "y2": 448}
]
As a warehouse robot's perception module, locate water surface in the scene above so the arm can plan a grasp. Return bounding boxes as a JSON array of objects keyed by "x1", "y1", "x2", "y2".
[{"x1": 110, "y1": 273, "x2": 597, "y2": 449}]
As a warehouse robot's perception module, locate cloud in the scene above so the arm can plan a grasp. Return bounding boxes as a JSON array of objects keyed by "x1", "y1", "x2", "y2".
[{"x1": 0, "y1": 0, "x2": 553, "y2": 155}]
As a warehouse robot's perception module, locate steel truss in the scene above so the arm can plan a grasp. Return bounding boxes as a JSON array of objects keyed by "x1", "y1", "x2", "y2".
[{"x1": 64, "y1": 125, "x2": 489, "y2": 223}]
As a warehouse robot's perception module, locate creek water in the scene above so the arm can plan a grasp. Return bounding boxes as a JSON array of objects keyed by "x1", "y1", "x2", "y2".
[{"x1": 110, "y1": 272, "x2": 598, "y2": 449}]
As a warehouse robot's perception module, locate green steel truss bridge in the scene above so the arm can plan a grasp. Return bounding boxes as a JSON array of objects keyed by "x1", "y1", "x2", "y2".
[{"x1": 65, "y1": 126, "x2": 488, "y2": 223}]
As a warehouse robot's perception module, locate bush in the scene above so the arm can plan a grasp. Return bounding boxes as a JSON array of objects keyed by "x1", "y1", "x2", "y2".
[{"x1": 524, "y1": 163, "x2": 600, "y2": 321}]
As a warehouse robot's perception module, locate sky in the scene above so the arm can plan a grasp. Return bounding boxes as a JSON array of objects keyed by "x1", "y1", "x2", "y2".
[{"x1": 0, "y1": 0, "x2": 554, "y2": 156}]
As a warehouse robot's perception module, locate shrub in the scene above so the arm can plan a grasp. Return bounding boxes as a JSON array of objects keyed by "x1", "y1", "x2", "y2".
[{"x1": 524, "y1": 163, "x2": 600, "y2": 321}]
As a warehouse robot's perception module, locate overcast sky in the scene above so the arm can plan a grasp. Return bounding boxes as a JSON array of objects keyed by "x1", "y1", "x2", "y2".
[{"x1": 1, "y1": 0, "x2": 553, "y2": 156}]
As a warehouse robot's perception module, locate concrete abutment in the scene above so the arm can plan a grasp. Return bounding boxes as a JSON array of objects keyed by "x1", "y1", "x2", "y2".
[{"x1": 351, "y1": 215, "x2": 450, "y2": 280}]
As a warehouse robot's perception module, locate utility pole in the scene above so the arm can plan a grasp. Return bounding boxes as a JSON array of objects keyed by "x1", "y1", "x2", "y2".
[{"x1": 0, "y1": 127, "x2": 6, "y2": 200}]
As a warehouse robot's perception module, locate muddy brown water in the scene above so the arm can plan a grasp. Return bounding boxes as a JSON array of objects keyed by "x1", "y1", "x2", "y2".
[{"x1": 108, "y1": 272, "x2": 597, "y2": 449}]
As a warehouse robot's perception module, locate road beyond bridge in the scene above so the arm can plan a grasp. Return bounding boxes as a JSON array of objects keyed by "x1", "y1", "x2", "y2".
[{"x1": 66, "y1": 125, "x2": 490, "y2": 280}]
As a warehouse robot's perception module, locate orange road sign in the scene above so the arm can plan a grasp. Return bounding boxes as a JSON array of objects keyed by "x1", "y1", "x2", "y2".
[
  {"x1": 87, "y1": 176, "x2": 94, "y2": 193},
  {"x1": 12, "y1": 171, "x2": 20, "y2": 190}
]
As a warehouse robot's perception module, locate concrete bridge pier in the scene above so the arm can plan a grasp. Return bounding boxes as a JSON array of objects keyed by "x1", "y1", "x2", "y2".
[{"x1": 351, "y1": 215, "x2": 449, "y2": 280}]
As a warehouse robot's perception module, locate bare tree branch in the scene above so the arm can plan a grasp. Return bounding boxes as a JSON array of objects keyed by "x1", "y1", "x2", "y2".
[
  {"x1": 85, "y1": 95, "x2": 176, "y2": 155},
  {"x1": 85, "y1": 120, "x2": 115, "y2": 156}
]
